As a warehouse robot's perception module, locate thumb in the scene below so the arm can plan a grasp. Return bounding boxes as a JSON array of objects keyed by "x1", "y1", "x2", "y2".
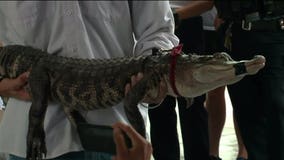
[
  {"x1": 10, "y1": 72, "x2": 29, "y2": 90},
  {"x1": 16, "y1": 72, "x2": 29, "y2": 84}
]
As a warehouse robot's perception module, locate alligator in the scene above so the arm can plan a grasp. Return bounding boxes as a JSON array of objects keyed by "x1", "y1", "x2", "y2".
[{"x1": 0, "y1": 45, "x2": 265, "y2": 160}]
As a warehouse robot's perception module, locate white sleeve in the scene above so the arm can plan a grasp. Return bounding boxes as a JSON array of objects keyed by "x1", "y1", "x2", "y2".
[{"x1": 131, "y1": 1, "x2": 179, "y2": 56}]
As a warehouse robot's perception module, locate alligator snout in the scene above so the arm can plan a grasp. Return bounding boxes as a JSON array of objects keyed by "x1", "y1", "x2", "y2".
[
  {"x1": 241, "y1": 55, "x2": 266, "y2": 75},
  {"x1": 171, "y1": 53, "x2": 266, "y2": 98}
]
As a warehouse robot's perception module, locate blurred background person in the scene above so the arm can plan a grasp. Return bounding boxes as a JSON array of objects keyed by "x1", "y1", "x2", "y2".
[
  {"x1": 148, "y1": 1, "x2": 214, "y2": 160},
  {"x1": 202, "y1": 6, "x2": 248, "y2": 160},
  {"x1": 215, "y1": 0, "x2": 284, "y2": 159}
]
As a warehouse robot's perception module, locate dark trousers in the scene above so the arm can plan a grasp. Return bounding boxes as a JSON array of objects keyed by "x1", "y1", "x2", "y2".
[
  {"x1": 227, "y1": 24, "x2": 284, "y2": 160},
  {"x1": 204, "y1": 29, "x2": 228, "y2": 53},
  {"x1": 9, "y1": 151, "x2": 112, "y2": 160},
  {"x1": 148, "y1": 16, "x2": 209, "y2": 160}
]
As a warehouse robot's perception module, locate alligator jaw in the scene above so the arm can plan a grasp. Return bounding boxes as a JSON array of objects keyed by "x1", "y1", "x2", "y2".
[{"x1": 171, "y1": 55, "x2": 265, "y2": 98}]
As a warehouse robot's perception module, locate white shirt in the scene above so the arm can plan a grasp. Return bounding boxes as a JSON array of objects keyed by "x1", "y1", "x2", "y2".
[
  {"x1": 0, "y1": 1, "x2": 178, "y2": 158},
  {"x1": 201, "y1": 7, "x2": 218, "y2": 31},
  {"x1": 169, "y1": 1, "x2": 191, "y2": 9}
]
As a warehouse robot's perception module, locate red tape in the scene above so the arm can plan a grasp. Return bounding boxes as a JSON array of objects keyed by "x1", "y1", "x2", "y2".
[{"x1": 169, "y1": 44, "x2": 183, "y2": 96}]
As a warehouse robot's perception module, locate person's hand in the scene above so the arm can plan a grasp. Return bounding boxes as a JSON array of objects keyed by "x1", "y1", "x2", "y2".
[
  {"x1": 0, "y1": 72, "x2": 31, "y2": 101},
  {"x1": 214, "y1": 16, "x2": 224, "y2": 30},
  {"x1": 112, "y1": 122, "x2": 152, "y2": 160},
  {"x1": 124, "y1": 72, "x2": 167, "y2": 104}
]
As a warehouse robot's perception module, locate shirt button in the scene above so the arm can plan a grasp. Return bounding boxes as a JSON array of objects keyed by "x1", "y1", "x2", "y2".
[
  {"x1": 66, "y1": 10, "x2": 73, "y2": 16},
  {"x1": 72, "y1": 48, "x2": 78, "y2": 53}
]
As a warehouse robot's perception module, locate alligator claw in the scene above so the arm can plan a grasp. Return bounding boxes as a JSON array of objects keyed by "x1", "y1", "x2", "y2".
[{"x1": 27, "y1": 127, "x2": 46, "y2": 160}]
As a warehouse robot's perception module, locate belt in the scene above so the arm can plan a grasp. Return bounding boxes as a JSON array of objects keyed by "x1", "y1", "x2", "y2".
[{"x1": 235, "y1": 18, "x2": 284, "y2": 31}]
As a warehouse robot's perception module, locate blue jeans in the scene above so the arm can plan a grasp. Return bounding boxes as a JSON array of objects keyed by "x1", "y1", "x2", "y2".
[{"x1": 9, "y1": 151, "x2": 112, "y2": 160}]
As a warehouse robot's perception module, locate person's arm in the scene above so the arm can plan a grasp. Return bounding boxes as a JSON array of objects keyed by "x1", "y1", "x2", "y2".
[
  {"x1": 124, "y1": 73, "x2": 168, "y2": 104},
  {"x1": 130, "y1": 1, "x2": 179, "y2": 56},
  {"x1": 127, "y1": 1, "x2": 179, "y2": 104},
  {"x1": 175, "y1": 1, "x2": 214, "y2": 20},
  {"x1": 112, "y1": 122, "x2": 152, "y2": 160},
  {"x1": 214, "y1": 16, "x2": 224, "y2": 29},
  {"x1": 175, "y1": 0, "x2": 214, "y2": 20}
]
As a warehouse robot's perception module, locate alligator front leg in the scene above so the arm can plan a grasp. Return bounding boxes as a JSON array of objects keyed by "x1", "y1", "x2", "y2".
[
  {"x1": 26, "y1": 67, "x2": 50, "y2": 160},
  {"x1": 124, "y1": 85, "x2": 147, "y2": 137},
  {"x1": 124, "y1": 72, "x2": 160, "y2": 137}
]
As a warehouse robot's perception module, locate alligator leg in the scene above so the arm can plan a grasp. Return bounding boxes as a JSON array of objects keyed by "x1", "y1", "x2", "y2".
[
  {"x1": 124, "y1": 72, "x2": 160, "y2": 137},
  {"x1": 62, "y1": 106, "x2": 82, "y2": 128},
  {"x1": 26, "y1": 67, "x2": 50, "y2": 160},
  {"x1": 124, "y1": 83, "x2": 147, "y2": 137}
]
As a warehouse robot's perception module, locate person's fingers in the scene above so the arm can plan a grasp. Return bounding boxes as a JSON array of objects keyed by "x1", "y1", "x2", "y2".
[
  {"x1": 136, "y1": 72, "x2": 143, "y2": 82},
  {"x1": 10, "y1": 72, "x2": 30, "y2": 100},
  {"x1": 14, "y1": 90, "x2": 31, "y2": 101},
  {"x1": 131, "y1": 75, "x2": 136, "y2": 87},
  {"x1": 143, "y1": 79, "x2": 167, "y2": 104},
  {"x1": 18, "y1": 72, "x2": 29, "y2": 83},
  {"x1": 114, "y1": 122, "x2": 142, "y2": 146},
  {"x1": 13, "y1": 72, "x2": 29, "y2": 89},
  {"x1": 125, "y1": 73, "x2": 144, "y2": 96},
  {"x1": 113, "y1": 126, "x2": 128, "y2": 157},
  {"x1": 158, "y1": 80, "x2": 167, "y2": 99},
  {"x1": 131, "y1": 72, "x2": 143, "y2": 87},
  {"x1": 124, "y1": 84, "x2": 131, "y2": 96}
]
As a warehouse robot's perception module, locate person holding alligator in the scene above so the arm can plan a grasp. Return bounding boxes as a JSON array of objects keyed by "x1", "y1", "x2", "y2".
[
  {"x1": 148, "y1": 1, "x2": 216, "y2": 160},
  {"x1": 0, "y1": 1, "x2": 266, "y2": 160},
  {"x1": 112, "y1": 122, "x2": 152, "y2": 160},
  {"x1": 0, "y1": 1, "x2": 177, "y2": 160},
  {"x1": 215, "y1": 0, "x2": 284, "y2": 159}
]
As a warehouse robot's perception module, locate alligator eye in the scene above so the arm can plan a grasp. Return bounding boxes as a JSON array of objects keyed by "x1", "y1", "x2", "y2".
[
  {"x1": 213, "y1": 53, "x2": 223, "y2": 58},
  {"x1": 213, "y1": 52, "x2": 232, "y2": 61}
]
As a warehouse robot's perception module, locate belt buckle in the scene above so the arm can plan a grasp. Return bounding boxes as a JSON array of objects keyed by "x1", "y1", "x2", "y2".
[
  {"x1": 280, "y1": 18, "x2": 284, "y2": 30},
  {"x1": 241, "y1": 20, "x2": 252, "y2": 31}
]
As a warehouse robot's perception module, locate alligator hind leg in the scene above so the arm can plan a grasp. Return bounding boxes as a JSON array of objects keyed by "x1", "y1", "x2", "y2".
[
  {"x1": 63, "y1": 106, "x2": 87, "y2": 128},
  {"x1": 26, "y1": 67, "x2": 50, "y2": 160}
]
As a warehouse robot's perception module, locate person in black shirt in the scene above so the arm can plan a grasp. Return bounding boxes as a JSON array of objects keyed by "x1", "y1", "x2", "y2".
[{"x1": 215, "y1": 0, "x2": 284, "y2": 159}]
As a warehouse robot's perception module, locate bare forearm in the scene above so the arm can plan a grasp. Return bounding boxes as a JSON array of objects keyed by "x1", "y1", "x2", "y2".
[{"x1": 176, "y1": 1, "x2": 214, "y2": 20}]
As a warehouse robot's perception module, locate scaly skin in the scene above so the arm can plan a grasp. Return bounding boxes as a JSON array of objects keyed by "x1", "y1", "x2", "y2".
[{"x1": 0, "y1": 45, "x2": 265, "y2": 160}]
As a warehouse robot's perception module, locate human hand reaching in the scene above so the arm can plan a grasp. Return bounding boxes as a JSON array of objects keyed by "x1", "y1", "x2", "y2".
[
  {"x1": 124, "y1": 72, "x2": 167, "y2": 104},
  {"x1": 112, "y1": 122, "x2": 152, "y2": 160},
  {"x1": 0, "y1": 72, "x2": 31, "y2": 101}
]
